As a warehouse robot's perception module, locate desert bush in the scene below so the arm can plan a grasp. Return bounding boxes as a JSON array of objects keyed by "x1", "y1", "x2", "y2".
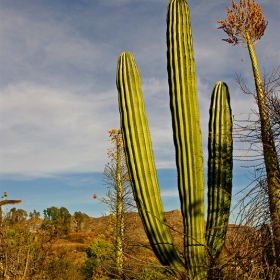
[{"x1": 81, "y1": 238, "x2": 114, "y2": 279}]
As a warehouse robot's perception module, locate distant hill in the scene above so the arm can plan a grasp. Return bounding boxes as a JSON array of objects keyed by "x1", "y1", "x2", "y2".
[{"x1": 47, "y1": 209, "x2": 266, "y2": 279}]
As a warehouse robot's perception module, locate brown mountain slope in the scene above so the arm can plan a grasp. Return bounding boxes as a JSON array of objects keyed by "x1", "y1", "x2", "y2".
[{"x1": 55, "y1": 210, "x2": 271, "y2": 278}]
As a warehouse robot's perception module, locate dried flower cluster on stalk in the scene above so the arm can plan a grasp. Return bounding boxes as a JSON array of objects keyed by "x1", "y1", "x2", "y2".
[{"x1": 217, "y1": 0, "x2": 267, "y2": 46}]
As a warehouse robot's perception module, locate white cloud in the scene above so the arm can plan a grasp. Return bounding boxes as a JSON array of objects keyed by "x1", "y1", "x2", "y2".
[
  {"x1": 0, "y1": 0, "x2": 278, "y2": 179},
  {"x1": 161, "y1": 187, "x2": 179, "y2": 198},
  {"x1": 0, "y1": 82, "x2": 118, "y2": 176}
]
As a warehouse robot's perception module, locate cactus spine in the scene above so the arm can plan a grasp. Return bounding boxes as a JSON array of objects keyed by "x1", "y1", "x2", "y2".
[{"x1": 116, "y1": 0, "x2": 233, "y2": 278}]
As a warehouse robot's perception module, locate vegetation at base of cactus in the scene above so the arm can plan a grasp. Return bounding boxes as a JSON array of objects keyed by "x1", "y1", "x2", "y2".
[
  {"x1": 206, "y1": 82, "x2": 233, "y2": 260},
  {"x1": 218, "y1": 0, "x2": 280, "y2": 266},
  {"x1": 116, "y1": 1, "x2": 233, "y2": 279}
]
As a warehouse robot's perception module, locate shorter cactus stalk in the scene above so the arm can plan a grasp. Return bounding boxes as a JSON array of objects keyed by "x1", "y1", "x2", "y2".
[{"x1": 206, "y1": 81, "x2": 233, "y2": 260}]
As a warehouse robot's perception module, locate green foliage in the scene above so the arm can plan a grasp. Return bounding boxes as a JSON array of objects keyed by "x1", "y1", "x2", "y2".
[
  {"x1": 29, "y1": 209, "x2": 41, "y2": 219},
  {"x1": 73, "y1": 211, "x2": 90, "y2": 232},
  {"x1": 0, "y1": 208, "x2": 48, "y2": 279},
  {"x1": 0, "y1": 207, "x2": 84, "y2": 280},
  {"x1": 45, "y1": 249, "x2": 84, "y2": 280},
  {"x1": 85, "y1": 238, "x2": 114, "y2": 263},
  {"x1": 5, "y1": 207, "x2": 27, "y2": 224},
  {"x1": 81, "y1": 238, "x2": 114, "y2": 279},
  {"x1": 141, "y1": 267, "x2": 170, "y2": 280},
  {"x1": 43, "y1": 206, "x2": 71, "y2": 236},
  {"x1": 0, "y1": 219, "x2": 37, "y2": 278}
]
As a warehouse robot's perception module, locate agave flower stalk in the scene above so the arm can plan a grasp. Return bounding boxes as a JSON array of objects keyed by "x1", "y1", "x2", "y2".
[{"x1": 218, "y1": 0, "x2": 280, "y2": 265}]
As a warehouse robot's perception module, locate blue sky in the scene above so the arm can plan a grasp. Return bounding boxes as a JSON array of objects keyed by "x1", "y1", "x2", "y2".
[{"x1": 0, "y1": 0, "x2": 279, "y2": 218}]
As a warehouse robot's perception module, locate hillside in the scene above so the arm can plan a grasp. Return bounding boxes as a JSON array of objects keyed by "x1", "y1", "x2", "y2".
[
  {"x1": 56, "y1": 210, "x2": 184, "y2": 262},
  {"x1": 57, "y1": 209, "x2": 263, "y2": 271},
  {"x1": 64, "y1": 210, "x2": 270, "y2": 278},
  {"x1": 1, "y1": 209, "x2": 272, "y2": 279}
]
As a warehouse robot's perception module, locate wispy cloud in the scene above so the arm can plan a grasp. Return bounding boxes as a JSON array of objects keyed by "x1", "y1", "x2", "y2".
[
  {"x1": 0, "y1": 82, "x2": 118, "y2": 176},
  {"x1": 161, "y1": 187, "x2": 180, "y2": 198}
]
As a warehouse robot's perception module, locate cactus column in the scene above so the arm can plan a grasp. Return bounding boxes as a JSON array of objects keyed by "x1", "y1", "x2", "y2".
[
  {"x1": 206, "y1": 82, "x2": 233, "y2": 271},
  {"x1": 167, "y1": 0, "x2": 207, "y2": 277},
  {"x1": 116, "y1": 52, "x2": 184, "y2": 274}
]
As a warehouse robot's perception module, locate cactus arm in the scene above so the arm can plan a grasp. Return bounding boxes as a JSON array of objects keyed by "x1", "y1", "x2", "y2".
[
  {"x1": 206, "y1": 81, "x2": 233, "y2": 259},
  {"x1": 116, "y1": 51, "x2": 184, "y2": 273},
  {"x1": 167, "y1": 0, "x2": 207, "y2": 278}
]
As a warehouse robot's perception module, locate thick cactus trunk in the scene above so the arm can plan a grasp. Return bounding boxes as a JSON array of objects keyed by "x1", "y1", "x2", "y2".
[
  {"x1": 167, "y1": 0, "x2": 207, "y2": 278},
  {"x1": 206, "y1": 82, "x2": 233, "y2": 276},
  {"x1": 116, "y1": 52, "x2": 184, "y2": 274}
]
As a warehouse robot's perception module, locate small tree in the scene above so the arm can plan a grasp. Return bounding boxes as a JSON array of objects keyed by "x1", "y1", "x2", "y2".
[
  {"x1": 98, "y1": 129, "x2": 134, "y2": 278},
  {"x1": 0, "y1": 206, "x2": 84, "y2": 280},
  {"x1": 29, "y1": 209, "x2": 41, "y2": 219},
  {"x1": 6, "y1": 207, "x2": 28, "y2": 223},
  {"x1": 42, "y1": 206, "x2": 72, "y2": 236},
  {"x1": 73, "y1": 211, "x2": 90, "y2": 232},
  {"x1": 218, "y1": 0, "x2": 280, "y2": 265},
  {"x1": 0, "y1": 208, "x2": 53, "y2": 279}
]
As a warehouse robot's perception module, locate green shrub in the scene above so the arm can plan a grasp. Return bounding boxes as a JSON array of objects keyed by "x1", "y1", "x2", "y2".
[{"x1": 81, "y1": 238, "x2": 114, "y2": 279}]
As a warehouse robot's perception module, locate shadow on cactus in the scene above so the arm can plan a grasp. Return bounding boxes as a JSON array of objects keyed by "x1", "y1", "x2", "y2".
[{"x1": 116, "y1": 0, "x2": 233, "y2": 279}]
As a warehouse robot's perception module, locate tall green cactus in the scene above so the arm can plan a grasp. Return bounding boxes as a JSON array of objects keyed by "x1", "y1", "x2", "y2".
[
  {"x1": 116, "y1": 0, "x2": 233, "y2": 279},
  {"x1": 167, "y1": 0, "x2": 206, "y2": 275}
]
